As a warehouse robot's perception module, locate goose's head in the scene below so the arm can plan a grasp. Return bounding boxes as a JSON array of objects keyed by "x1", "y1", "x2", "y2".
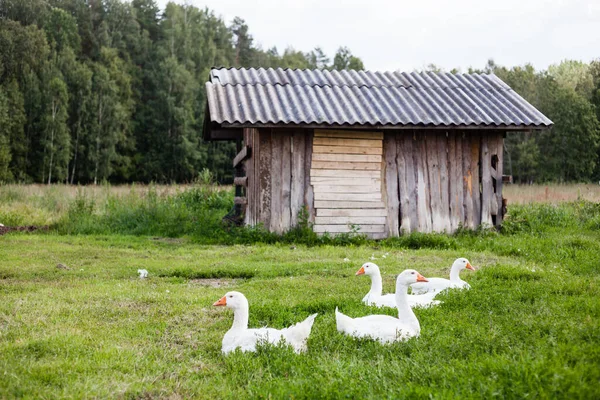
[
  {"x1": 453, "y1": 258, "x2": 475, "y2": 271},
  {"x1": 355, "y1": 262, "x2": 380, "y2": 277},
  {"x1": 397, "y1": 269, "x2": 428, "y2": 286},
  {"x1": 213, "y1": 291, "x2": 248, "y2": 310}
]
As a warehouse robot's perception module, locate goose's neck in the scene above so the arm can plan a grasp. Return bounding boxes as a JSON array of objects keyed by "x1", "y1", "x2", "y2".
[
  {"x1": 231, "y1": 305, "x2": 249, "y2": 330},
  {"x1": 395, "y1": 283, "x2": 420, "y2": 333},
  {"x1": 368, "y1": 273, "x2": 383, "y2": 297},
  {"x1": 449, "y1": 266, "x2": 464, "y2": 282}
]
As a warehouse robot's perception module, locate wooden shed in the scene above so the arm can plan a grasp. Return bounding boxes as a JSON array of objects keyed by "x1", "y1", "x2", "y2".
[{"x1": 203, "y1": 68, "x2": 552, "y2": 238}]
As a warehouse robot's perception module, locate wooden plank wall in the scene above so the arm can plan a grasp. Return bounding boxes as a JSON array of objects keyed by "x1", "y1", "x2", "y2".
[
  {"x1": 385, "y1": 130, "x2": 504, "y2": 234},
  {"x1": 244, "y1": 127, "x2": 505, "y2": 237},
  {"x1": 244, "y1": 128, "x2": 312, "y2": 234},
  {"x1": 311, "y1": 130, "x2": 387, "y2": 238}
]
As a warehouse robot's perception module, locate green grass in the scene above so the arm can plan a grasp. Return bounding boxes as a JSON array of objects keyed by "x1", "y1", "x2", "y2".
[{"x1": 1, "y1": 219, "x2": 599, "y2": 398}]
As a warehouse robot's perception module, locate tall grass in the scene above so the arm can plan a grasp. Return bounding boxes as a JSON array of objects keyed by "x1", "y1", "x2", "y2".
[{"x1": 2, "y1": 183, "x2": 600, "y2": 247}]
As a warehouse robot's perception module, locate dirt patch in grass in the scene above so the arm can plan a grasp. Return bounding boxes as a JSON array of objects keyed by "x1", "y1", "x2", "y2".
[
  {"x1": 0, "y1": 225, "x2": 49, "y2": 236},
  {"x1": 188, "y1": 278, "x2": 237, "y2": 288},
  {"x1": 149, "y1": 237, "x2": 187, "y2": 244}
]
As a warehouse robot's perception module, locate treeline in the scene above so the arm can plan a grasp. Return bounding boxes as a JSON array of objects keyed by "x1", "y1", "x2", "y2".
[
  {"x1": 0, "y1": 1, "x2": 599, "y2": 184},
  {"x1": 0, "y1": 0, "x2": 364, "y2": 184}
]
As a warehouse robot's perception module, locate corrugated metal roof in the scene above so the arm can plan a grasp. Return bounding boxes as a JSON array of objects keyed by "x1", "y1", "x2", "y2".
[{"x1": 205, "y1": 67, "x2": 553, "y2": 128}]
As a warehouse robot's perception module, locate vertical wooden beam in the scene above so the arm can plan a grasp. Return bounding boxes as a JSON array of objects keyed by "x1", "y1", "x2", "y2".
[
  {"x1": 495, "y1": 133, "x2": 505, "y2": 226},
  {"x1": 243, "y1": 128, "x2": 254, "y2": 225},
  {"x1": 258, "y1": 128, "x2": 272, "y2": 227},
  {"x1": 471, "y1": 134, "x2": 481, "y2": 228},
  {"x1": 290, "y1": 130, "x2": 306, "y2": 227},
  {"x1": 270, "y1": 132, "x2": 283, "y2": 233},
  {"x1": 281, "y1": 132, "x2": 292, "y2": 232},
  {"x1": 426, "y1": 133, "x2": 444, "y2": 232},
  {"x1": 416, "y1": 132, "x2": 432, "y2": 233},
  {"x1": 462, "y1": 133, "x2": 473, "y2": 229},
  {"x1": 451, "y1": 132, "x2": 464, "y2": 229},
  {"x1": 480, "y1": 134, "x2": 493, "y2": 227},
  {"x1": 252, "y1": 128, "x2": 261, "y2": 227},
  {"x1": 304, "y1": 130, "x2": 315, "y2": 224},
  {"x1": 384, "y1": 132, "x2": 399, "y2": 237},
  {"x1": 438, "y1": 132, "x2": 451, "y2": 232}
]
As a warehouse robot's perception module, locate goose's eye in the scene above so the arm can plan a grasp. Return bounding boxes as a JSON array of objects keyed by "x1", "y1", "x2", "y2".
[
  {"x1": 365, "y1": 266, "x2": 369, "y2": 268},
  {"x1": 229, "y1": 295, "x2": 233, "y2": 298},
  {"x1": 411, "y1": 272, "x2": 415, "y2": 275}
]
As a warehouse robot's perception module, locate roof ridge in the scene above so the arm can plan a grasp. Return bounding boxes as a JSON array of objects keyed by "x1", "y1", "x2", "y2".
[
  {"x1": 209, "y1": 66, "x2": 496, "y2": 77},
  {"x1": 207, "y1": 81, "x2": 514, "y2": 91}
]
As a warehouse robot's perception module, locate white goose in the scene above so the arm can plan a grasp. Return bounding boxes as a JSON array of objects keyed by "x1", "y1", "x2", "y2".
[
  {"x1": 213, "y1": 291, "x2": 318, "y2": 354},
  {"x1": 336, "y1": 269, "x2": 427, "y2": 344},
  {"x1": 410, "y1": 258, "x2": 475, "y2": 294},
  {"x1": 356, "y1": 263, "x2": 440, "y2": 308}
]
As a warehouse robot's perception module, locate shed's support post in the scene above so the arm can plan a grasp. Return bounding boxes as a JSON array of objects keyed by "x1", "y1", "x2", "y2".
[{"x1": 234, "y1": 138, "x2": 244, "y2": 218}]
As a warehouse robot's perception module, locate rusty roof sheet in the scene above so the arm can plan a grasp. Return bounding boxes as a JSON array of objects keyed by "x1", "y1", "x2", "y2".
[{"x1": 205, "y1": 67, "x2": 553, "y2": 128}]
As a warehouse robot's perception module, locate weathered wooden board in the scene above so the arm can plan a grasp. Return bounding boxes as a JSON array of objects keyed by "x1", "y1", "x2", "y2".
[
  {"x1": 317, "y1": 208, "x2": 388, "y2": 217},
  {"x1": 480, "y1": 135, "x2": 493, "y2": 227},
  {"x1": 281, "y1": 133, "x2": 292, "y2": 231},
  {"x1": 311, "y1": 184, "x2": 381, "y2": 193},
  {"x1": 403, "y1": 134, "x2": 419, "y2": 233},
  {"x1": 310, "y1": 169, "x2": 380, "y2": 178},
  {"x1": 314, "y1": 200, "x2": 386, "y2": 209},
  {"x1": 304, "y1": 131, "x2": 315, "y2": 223},
  {"x1": 494, "y1": 134, "x2": 504, "y2": 226},
  {"x1": 290, "y1": 131, "x2": 305, "y2": 227},
  {"x1": 310, "y1": 177, "x2": 381, "y2": 185},
  {"x1": 315, "y1": 216, "x2": 387, "y2": 225},
  {"x1": 233, "y1": 176, "x2": 248, "y2": 187},
  {"x1": 311, "y1": 161, "x2": 381, "y2": 170},
  {"x1": 438, "y1": 133, "x2": 451, "y2": 232},
  {"x1": 314, "y1": 192, "x2": 382, "y2": 201},
  {"x1": 384, "y1": 132, "x2": 399, "y2": 237},
  {"x1": 252, "y1": 128, "x2": 261, "y2": 226},
  {"x1": 426, "y1": 134, "x2": 444, "y2": 232},
  {"x1": 258, "y1": 128, "x2": 272, "y2": 227},
  {"x1": 462, "y1": 133, "x2": 474, "y2": 229},
  {"x1": 312, "y1": 153, "x2": 382, "y2": 163},
  {"x1": 313, "y1": 137, "x2": 384, "y2": 148},
  {"x1": 233, "y1": 145, "x2": 251, "y2": 168},
  {"x1": 242, "y1": 129, "x2": 254, "y2": 225},
  {"x1": 313, "y1": 145, "x2": 383, "y2": 155},
  {"x1": 416, "y1": 132, "x2": 432, "y2": 232},
  {"x1": 269, "y1": 132, "x2": 283, "y2": 233},
  {"x1": 470, "y1": 135, "x2": 481, "y2": 227},
  {"x1": 313, "y1": 224, "x2": 386, "y2": 233},
  {"x1": 315, "y1": 130, "x2": 383, "y2": 140},
  {"x1": 449, "y1": 132, "x2": 464, "y2": 230}
]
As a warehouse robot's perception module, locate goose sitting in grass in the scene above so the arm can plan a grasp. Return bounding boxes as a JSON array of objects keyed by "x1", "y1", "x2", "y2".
[
  {"x1": 356, "y1": 263, "x2": 440, "y2": 309},
  {"x1": 213, "y1": 291, "x2": 318, "y2": 354},
  {"x1": 410, "y1": 258, "x2": 475, "y2": 294},
  {"x1": 336, "y1": 269, "x2": 428, "y2": 344}
]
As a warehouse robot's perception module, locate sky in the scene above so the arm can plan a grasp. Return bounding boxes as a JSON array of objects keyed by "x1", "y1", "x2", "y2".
[{"x1": 157, "y1": 0, "x2": 600, "y2": 72}]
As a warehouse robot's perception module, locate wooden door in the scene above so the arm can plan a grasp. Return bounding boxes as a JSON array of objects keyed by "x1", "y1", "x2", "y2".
[{"x1": 310, "y1": 130, "x2": 387, "y2": 238}]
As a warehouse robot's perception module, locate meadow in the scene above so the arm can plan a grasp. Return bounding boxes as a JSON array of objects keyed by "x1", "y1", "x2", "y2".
[{"x1": 1, "y1": 183, "x2": 599, "y2": 398}]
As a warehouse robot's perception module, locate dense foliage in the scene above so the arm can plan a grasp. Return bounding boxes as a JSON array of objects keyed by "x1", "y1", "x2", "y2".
[
  {"x1": 1, "y1": 1, "x2": 599, "y2": 184},
  {"x1": 0, "y1": 0, "x2": 363, "y2": 184}
]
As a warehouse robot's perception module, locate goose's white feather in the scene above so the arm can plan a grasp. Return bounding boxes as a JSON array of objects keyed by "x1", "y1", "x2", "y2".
[
  {"x1": 215, "y1": 291, "x2": 317, "y2": 354},
  {"x1": 336, "y1": 269, "x2": 425, "y2": 344},
  {"x1": 357, "y1": 263, "x2": 441, "y2": 309},
  {"x1": 410, "y1": 258, "x2": 474, "y2": 294}
]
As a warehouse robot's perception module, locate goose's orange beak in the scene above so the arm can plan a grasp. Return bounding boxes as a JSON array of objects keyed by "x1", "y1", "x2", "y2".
[
  {"x1": 416, "y1": 273, "x2": 428, "y2": 282},
  {"x1": 355, "y1": 266, "x2": 365, "y2": 276},
  {"x1": 466, "y1": 262, "x2": 475, "y2": 271},
  {"x1": 213, "y1": 296, "x2": 227, "y2": 306}
]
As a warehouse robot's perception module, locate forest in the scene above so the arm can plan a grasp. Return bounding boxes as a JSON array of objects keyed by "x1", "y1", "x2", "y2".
[{"x1": 0, "y1": 0, "x2": 599, "y2": 184}]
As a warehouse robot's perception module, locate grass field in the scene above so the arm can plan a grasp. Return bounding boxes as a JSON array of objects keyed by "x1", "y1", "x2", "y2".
[{"x1": 1, "y1": 195, "x2": 600, "y2": 398}]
